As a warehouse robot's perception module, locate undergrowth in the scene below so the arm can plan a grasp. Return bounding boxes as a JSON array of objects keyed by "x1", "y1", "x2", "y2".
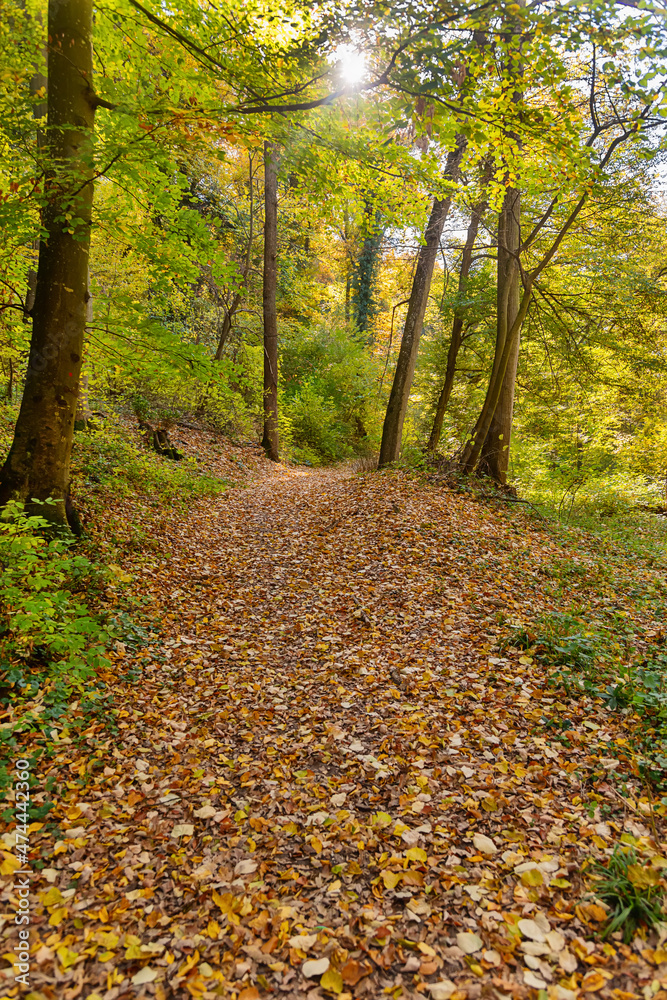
[
  {"x1": 0, "y1": 500, "x2": 156, "y2": 797},
  {"x1": 73, "y1": 420, "x2": 229, "y2": 505},
  {"x1": 589, "y1": 846, "x2": 666, "y2": 943},
  {"x1": 504, "y1": 609, "x2": 667, "y2": 790}
]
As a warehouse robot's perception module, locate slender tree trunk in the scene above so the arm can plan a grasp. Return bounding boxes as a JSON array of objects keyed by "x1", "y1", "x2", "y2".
[
  {"x1": 378, "y1": 136, "x2": 466, "y2": 468},
  {"x1": 24, "y1": 6, "x2": 47, "y2": 321},
  {"x1": 427, "y1": 196, "x2": 487, "y2": 455},
  {"x1": 261, "y1": 141, "x2": 279, "y2": 462},
  {"x1": 0, "y1": 0, "x2": 95, "y2": 527},
  {"x1": 477, "y1": 186, "x2": 521, "y2": 482},
  {"x1": 214, "y1": 151, "x2": 255, "y2": 361},
  {"x1": 214, "y1": 294, "x2": 240, "y2": 360}
]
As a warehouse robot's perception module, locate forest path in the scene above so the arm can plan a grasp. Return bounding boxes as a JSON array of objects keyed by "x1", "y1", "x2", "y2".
[{"x1": 24, "y1": 466, "x2": 662, "y2": 1000}]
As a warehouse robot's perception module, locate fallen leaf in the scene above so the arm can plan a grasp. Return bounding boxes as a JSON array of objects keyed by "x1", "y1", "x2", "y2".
[
  {"x1": 427, "y1": 980, "x2": 457, "y2": 1000},
  {"x1": 131, "y1": 967, "x2": 158, "y2": 985},
  {"x1": 303, "y1": 957, "x2": 330, "y2": 978},
  {"x1": 457, "y1": 932, "x2": 483, "y2": 954},
  {"x1": 473, "y1": 833, "x2": 498, "y2": 855},
  {"x1": 518, "y1": 919, "x2": 546, "y2": 942},
  {"x1": 170, "y1": 823, "x2": 194, "y2": 838},
  {"x1": 582, "y1": 971, "x2": 609, "y2": 992},
  {"x1": 321, "y1": 967, "x2": 344, "y2": 993},
  {"x1": 289, "y1": 934, "x2": 318, "y2": 950}
]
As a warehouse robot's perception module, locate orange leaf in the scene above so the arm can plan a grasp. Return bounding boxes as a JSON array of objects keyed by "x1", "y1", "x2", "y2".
[
  {"x1": 341, "y1": 959, "x2": 369, "y2": 986},
  {"x1": 582, "y1": 972, "x2": 608, "y2": 992}
]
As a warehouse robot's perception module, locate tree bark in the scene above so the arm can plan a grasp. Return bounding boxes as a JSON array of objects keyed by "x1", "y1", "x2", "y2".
[
  {"x1": 0, "y1": 0, "x2": 95, "y2": 527},
  {"x1": 460, "y1": 278, "x2": 532, "y2": 475},
  {"x1": 378, "y1": 136, "x2": 466, "y2": 468},
  {"x1": 477, "y1": 186, "x2": 521, "y2": 482},
  {"x1": 427, "y1": 195, "x2": 487, "y2": 455},
  {"x1": 261, "y1": 140, "x2": 279, "y2": 462}
]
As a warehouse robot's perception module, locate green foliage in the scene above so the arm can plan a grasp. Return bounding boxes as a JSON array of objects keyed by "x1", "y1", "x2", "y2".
[
  {"x1": 281, "y1": 323, "x2": 380, "y2": 464},
  {"x1": 589, "y1": 847, "x2": 665, "y2": 943},
  {"x1": 75, "y1": 423, "x2": 229, "y2": 504},
  {"x1": 505, "y1": 611, "x2": 600, "y2": 674},
  {"x1": 0, "y1": 501, "x2": 112, "y2": 715}
]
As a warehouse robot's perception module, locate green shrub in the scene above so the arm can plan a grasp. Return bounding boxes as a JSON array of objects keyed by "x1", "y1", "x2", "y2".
[
  {"x1": 0, "y1": 501, "x2": 112, "y2": 715},
  {"x1": 281, "y1": 323, "x2": 380, "y2": 464}
]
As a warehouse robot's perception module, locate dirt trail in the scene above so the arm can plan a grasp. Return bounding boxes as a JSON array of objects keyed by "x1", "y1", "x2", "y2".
[{"x1": 6, "y1": 466, "x2": 665, "y2": 1000}]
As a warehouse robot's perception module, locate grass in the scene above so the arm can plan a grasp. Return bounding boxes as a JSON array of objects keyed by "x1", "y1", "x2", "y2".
[{"x1": 589, "y1": 846, "x2": 665, "y2": 943}]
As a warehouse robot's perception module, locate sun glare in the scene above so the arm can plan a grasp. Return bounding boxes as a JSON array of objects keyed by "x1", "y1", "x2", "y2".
[{"x1": 336, "y1": 46, "x2": 367, "y2": 86}]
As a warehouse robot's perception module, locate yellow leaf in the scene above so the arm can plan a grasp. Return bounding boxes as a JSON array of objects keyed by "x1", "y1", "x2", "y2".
[
  {"x1": 49, "y1": 906, "x2": 68, "y2": 926},
  {"x1": 310, "y1": 836, "x2": 323, "y2": 854},
  {"x1": 481, "y1": 796, "x2": 498, "y2": 812},
  {"x1": 42, "y1": 886, "x2": 65, "y2": 906},
  {"x1": 0, "y1": 851, "x2": 20, "y2": 876},
  {"x1": 521, "y1": 868, "x2": 543, "y2": 887},
  {"x1": 405, "y1": 846, "x2": 427, "y2": 863},
  {"x1": 382, "y1": 870, "x2": 401, "y2": 889},
  {"x1": 627, "y1": 864, "x2": 660, "y2": 889},
  {"x1": 372, "y1": 812, "x2": 393, "y2": 828},
  {"x1": 57, "y1": 945, "x2": 79, "y2": 969},
  {"x1": 321, "y1": 968, "x2": 344, "y2": 993}
]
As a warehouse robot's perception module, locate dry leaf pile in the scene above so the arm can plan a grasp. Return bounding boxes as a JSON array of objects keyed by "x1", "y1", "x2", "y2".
[{"x1": 2, "y1": 464, "x2": 667, "y2": 1000}]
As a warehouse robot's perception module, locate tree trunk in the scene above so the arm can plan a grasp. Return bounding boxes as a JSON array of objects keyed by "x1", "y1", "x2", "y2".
[
  {"x1": 261, "y1": 140, "x2": 279, "y2": 462},
  {"x1": 352, "y1": 201, "x2": 383, "y2": 341},
  {"x1": 427, "y1": 195, "x2": 487, "y2": 455},
  {"x1": 378, "y1": 136, "x2": 466, "y2": 468},
  {"x1": 477, "y1": 186, "x2": 521, "y2": 483},
  {"x1": 214, "y1": 151, "x2": 255, "y2": 361},
  {"x1": 24, "y1": 5, "x2": 47, "y2": 321},
  {"x1": 460, "y1": 278, "x2": 532, "y2": 475},
  {"x1": 460, "y1": 3, "x2": 525, "y2": 481},
  {"x1": 0, "y1": 0, "x2": 95, "y2": 528},
  {"x1": 214, "y1": 294, "x2": 240, "y2": 360}
]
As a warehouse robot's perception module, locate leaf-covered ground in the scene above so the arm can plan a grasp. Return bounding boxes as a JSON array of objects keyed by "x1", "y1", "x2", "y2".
[{"x1": 3, "y1": 462, "x2": 667, "y2": 1000}]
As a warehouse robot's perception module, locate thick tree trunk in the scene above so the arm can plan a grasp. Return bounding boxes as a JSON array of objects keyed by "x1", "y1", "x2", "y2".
[
  {"x1": 427, "y1": 196, "x2": 487, "y2": 455},
  {"x1": 0, "y1": 0, "x2": 95, "y2": 527},
  {"x1": 378, "y1": 137, "x2": 466, "y2": 468},
  {"x1": 478, "y1": 186, "x2": 521, "y2": 483},
  {"x1": 460, "y1": 278, "x2": 532, "y2": 475},
  {"x1": 261, "y1": 141, "x2": 279, "y2": 462}
]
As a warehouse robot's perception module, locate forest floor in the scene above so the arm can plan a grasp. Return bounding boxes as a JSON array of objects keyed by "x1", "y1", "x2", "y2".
[{"x1": 3, "y1": 455, "x2": 667, "y2": 1000}]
